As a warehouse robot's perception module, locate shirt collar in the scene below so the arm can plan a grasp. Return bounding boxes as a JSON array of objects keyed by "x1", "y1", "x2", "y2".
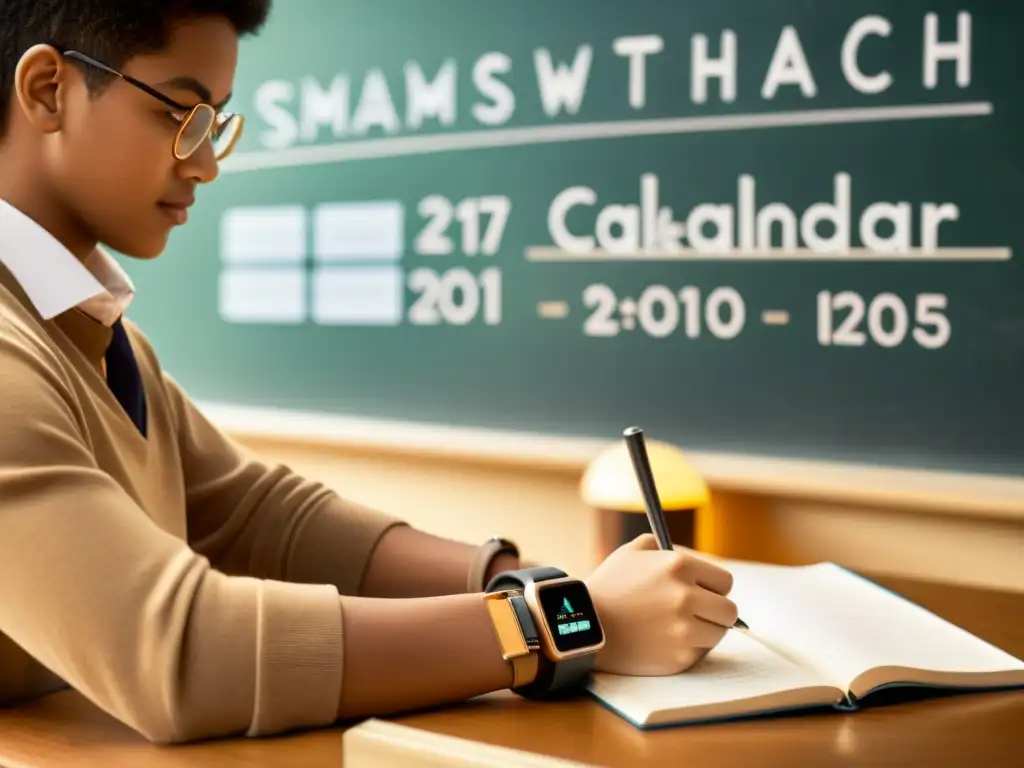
[{"x1": 0, "y1": 198, "x2": 136, "y2": 326}]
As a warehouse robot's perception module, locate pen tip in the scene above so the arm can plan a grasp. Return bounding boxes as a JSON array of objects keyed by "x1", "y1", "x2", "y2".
[
  {"x1": 734, "y1": 618, "x2": 749, "y2": 630},
  {"x1": 623, "y1": 426, "x2": 642, "y2": 437}
]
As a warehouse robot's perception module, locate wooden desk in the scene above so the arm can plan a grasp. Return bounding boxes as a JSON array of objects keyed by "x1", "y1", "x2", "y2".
[{"x1": 1, "y1": 575, "x2": 1021, "y2": 768}]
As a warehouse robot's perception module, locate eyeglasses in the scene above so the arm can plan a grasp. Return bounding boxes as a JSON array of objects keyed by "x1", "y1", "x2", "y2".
[{"x1": 57, "y1": 48, "x2": 244, "y2": 161}]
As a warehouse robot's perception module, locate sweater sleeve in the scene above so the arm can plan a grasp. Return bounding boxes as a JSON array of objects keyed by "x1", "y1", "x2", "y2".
[
  {"x1": 0, "y1": 322, "x2": 344, "y2": 743},
  {"x1": 159, "y1": 370, "x2": 406, "y2": 596}
]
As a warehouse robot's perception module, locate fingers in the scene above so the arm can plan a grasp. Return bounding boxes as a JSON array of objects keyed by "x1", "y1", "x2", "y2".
[
  {"x1": 686, "y1": 585, "x2": 739, "y2": 629},
  {"x1": 666, "y1": 551, "x2": 734, "y2": 596},
  {"x1": 628, "y1": 538, "x2": 735, "y2": 599},
  {"x1": 677, "y1": 615, "x2": 729, "y2": 650},
  {"x1": 680, "y1": 647, "x2": 712, "y2": 670},
  {"x1": 624, "y1": 533, "x2": 660, "y2": 552},
  {"x1": 688, "y1": 557, "x2": 734, "y2": 596}
]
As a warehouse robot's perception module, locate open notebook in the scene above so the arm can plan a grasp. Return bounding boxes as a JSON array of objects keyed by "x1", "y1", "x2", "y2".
[{"x1": 587, "y1": 560, "x2": 1024, "y2": 729}]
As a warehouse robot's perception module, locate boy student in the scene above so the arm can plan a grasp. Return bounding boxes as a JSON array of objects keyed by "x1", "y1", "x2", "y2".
[{"x1": 0, "y1": 0, "x2": 740, "y2": 745}]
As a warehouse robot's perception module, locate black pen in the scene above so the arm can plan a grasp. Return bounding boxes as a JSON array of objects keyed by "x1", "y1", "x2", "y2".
[{"x1": 622, "y1": 426, "x2": 749, "y2": 631}]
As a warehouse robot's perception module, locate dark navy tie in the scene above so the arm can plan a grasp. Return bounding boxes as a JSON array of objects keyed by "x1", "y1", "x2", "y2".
[{"x1": 106, "y1": 318, "x2": 147, "y2": 437}]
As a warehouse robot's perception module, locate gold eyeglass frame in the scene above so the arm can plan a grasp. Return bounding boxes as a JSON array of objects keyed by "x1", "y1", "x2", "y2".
[{"x1": 55, "y1": 46, "x2": 244, "y2": 161}]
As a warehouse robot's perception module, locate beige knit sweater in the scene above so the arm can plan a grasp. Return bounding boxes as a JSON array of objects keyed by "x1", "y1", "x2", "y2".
[{"x1": 0, "y1": 264, "x2": 405, "y2": 742}]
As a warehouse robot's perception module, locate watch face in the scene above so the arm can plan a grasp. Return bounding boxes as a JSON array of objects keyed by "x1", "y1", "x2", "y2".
[{"x1": 538, "y1": 580, "x2": 603, "y2": 653}]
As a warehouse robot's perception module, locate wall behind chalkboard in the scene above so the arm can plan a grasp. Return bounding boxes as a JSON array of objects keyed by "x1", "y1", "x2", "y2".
[{"x1": 121, "y1": 0, "x2": 1024, "y2": 476}]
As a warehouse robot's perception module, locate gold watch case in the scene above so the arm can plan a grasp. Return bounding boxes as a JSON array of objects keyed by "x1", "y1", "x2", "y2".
[{"x1": 522, "y1": 577, "x2": 606, "y2": 663}]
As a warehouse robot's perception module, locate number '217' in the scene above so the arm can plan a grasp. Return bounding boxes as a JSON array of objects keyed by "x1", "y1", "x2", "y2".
[{"x1": 415, "y1": 195, "x2": 511, "y2": 256}]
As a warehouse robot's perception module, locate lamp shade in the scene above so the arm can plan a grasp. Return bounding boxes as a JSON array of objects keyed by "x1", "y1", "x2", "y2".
[{"x1": 580, "y1": 439, "x2": 709, "y2": 513}]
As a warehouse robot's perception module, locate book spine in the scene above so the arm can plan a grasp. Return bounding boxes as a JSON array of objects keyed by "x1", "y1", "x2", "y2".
[{"x1": 833, "y1": 692, "x2": 859, "y2": 711}]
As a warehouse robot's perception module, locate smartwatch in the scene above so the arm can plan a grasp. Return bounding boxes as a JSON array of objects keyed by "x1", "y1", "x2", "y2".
[{"x1": 485, "y1": 566, "x2": 605, "y2": 700}]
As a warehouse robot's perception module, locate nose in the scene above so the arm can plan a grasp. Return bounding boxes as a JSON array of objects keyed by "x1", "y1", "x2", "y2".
[{"x1": 177, "y1": 137, "x2": 220, "y2": 184}]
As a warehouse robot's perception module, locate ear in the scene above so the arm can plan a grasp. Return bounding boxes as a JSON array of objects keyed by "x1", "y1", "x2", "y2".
[{"x1": 13, "y1": 45, "x2": 69, "y2": 134}]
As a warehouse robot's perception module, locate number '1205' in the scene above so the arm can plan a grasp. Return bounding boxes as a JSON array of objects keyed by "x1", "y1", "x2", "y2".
[{"x1": 817, "y1": 291, "x2": 950, "y2": 349}]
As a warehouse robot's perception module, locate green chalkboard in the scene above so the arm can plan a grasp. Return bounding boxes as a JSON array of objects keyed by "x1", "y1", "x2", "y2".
[{"x1": 121, "y1": 0, "x2": 1024, "y2": 476}]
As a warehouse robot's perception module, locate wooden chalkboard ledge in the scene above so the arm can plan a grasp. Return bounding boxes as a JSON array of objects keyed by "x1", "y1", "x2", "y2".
[{"x1": 199, "y1": 402, "x2": 1024, "y2": 521}]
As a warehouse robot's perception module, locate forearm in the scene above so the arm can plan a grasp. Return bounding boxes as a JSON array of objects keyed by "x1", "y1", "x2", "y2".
[
  {"x1": 166, "y1": 373, "x2": 405, "y2": 596},
  {"x1": 337, "y1": 592, "x2": 513, "y2": 719},
  {"x1": 360, "y1": 525, "x2": 519, "y2": 598}
]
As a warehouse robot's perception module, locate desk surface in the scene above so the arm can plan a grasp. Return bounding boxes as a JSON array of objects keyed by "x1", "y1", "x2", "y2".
[{"x1": 1, "y1": 575, "x2": 1021, "y2": 768}]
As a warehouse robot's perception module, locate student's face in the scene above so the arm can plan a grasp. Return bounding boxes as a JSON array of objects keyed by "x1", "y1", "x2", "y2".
[{"x1": 53, "y1": 17, "x2": 240, "y2": 259}]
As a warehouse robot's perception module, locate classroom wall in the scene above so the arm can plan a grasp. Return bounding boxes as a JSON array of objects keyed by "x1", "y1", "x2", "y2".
[
  {"x1": 131, "y1": 2, "x2": 1024, "y2": 486},
  {"x1": 130, "y1": 1, "x2": 1023, "y2": 592},
  {"x1": 233, "y1": 432, "x2": 1024, "y2": 593}
]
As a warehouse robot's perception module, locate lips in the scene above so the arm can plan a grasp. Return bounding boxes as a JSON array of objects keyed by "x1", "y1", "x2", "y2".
[{"x1": 157, "y1": 198, "x2": 194, "y2": 225}]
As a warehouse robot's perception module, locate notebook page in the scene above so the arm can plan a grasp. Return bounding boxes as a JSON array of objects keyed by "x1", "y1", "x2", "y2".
[
  {"x1": 721, "y1": 559, "x2": 1024, "y2": 690},
  {"x1": 717, "y1": 561, "x2": 854, "y2": 685},
  {"x1": 588, "y1": 628, "x2": 838, "y2": 725}
]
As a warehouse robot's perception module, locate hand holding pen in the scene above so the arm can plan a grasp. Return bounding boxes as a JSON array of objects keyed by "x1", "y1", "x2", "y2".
[
  {"x1": 581, "y1": 429, "x2": 746, "y2": 675},
  {"x1": 623, "y1": 426, "x2": 749, "y2": 631}
]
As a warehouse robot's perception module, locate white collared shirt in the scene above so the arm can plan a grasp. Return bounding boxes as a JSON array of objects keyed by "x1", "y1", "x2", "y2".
[{"x1": 0, "y1": 199, "x2": 135, "y2": 327}]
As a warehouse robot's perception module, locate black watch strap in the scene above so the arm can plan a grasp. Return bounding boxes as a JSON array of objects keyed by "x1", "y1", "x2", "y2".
[
  {"x1": 485, "y1": 566, "x2": 596, "y2": 700},
  {"x1": 514, "y1": 648, "x2": 595, "y2": 701},
  {"x1": 485, "y1": 566, "x2": 566, "y2": 592}
]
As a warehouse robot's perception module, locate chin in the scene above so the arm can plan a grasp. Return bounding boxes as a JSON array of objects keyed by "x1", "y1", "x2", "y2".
[
  {"x1": 106, "y1": 232, "x2": 170, "y2": 261},
  {"x1": 132, "y1": 243, "x2": 168, "y2": 261}
]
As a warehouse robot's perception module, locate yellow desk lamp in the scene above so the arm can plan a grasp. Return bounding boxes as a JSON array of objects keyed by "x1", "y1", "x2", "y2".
[{"x1": 580, "y1": 438, "x2": 709, "y2": 560}]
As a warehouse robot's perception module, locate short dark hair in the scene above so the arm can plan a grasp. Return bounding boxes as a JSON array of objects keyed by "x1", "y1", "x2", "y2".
[{"x1": 0, "y1": 1, "x2": 271, "y2": 133}]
